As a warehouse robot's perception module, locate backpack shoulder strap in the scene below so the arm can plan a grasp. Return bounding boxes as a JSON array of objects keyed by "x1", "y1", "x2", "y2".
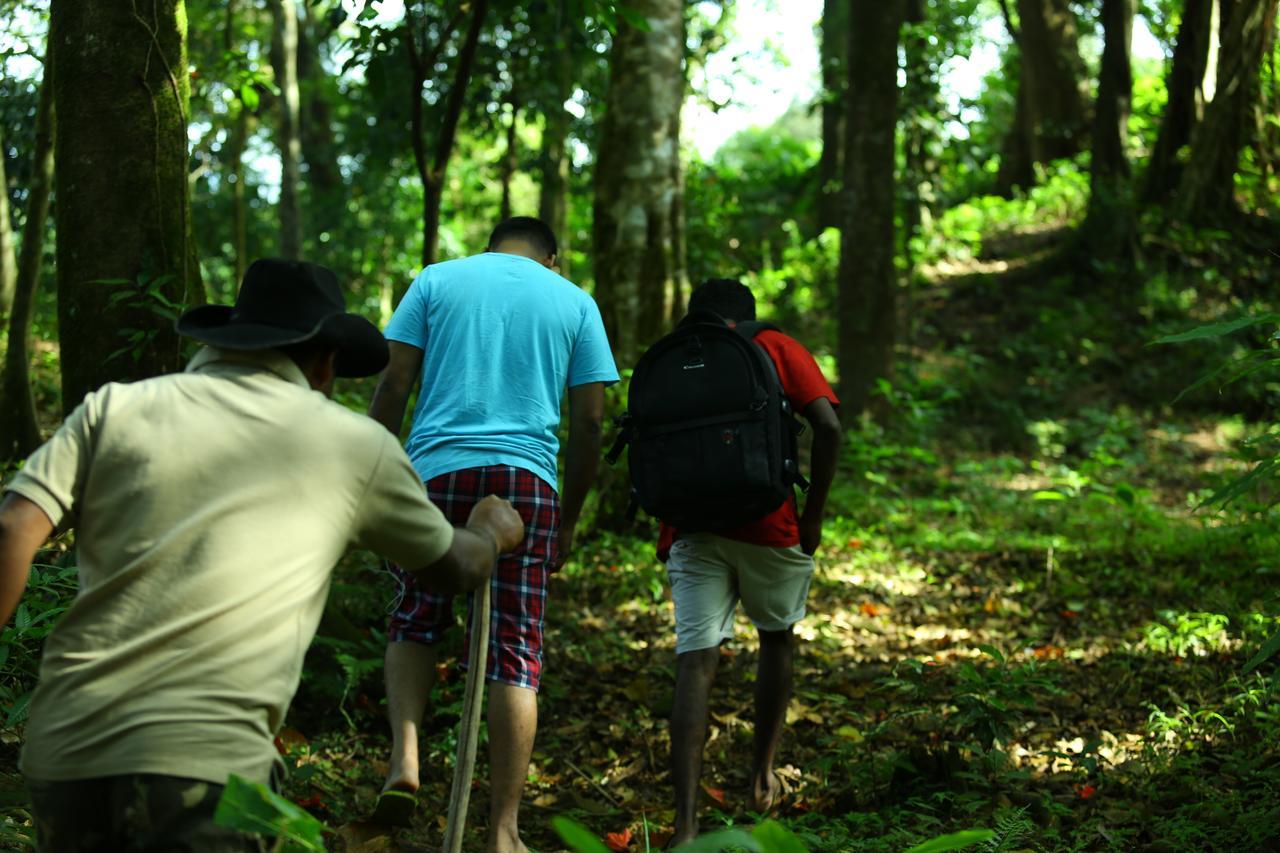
[{"x1": 733, "y1": 320, "x2": 780, "y2": 340}]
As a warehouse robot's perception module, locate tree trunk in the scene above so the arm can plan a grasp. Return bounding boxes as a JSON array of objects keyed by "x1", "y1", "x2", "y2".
[
  {"x1": 0, "y1": 127, "x2": 16, "y2": 326},
  {"x1": 1176, "y1": 0, "x2": 1279, "y2": 223},
  {"x1": 668, "y1": 84, "x2": 690, "y2": 328},
  {"x1": 538, "y1": 0, "x2": 573, "y2": 276},
  {"x1": 271, "y1": 0, "x2": 303, "y2": 259},
  {"x1": 996, "y1": 0, "x2": 1090, "y2": 194},
  {"x1": 297, "y1": 5, "x2": 342, "y2": 234},
  {"x1": 1142, "y1": 0, "x2": 1213, "y2": 202},
  {"x1": 1079, "y1": 0, "x2": 1136, "y2": 264},
  {"x1": 0, "y1": 61, "x2": 54, "y2": 461},
  {"x1": 591, "y1": 0, "x2": 685, "y2": 366},
  {"x1": 901, "y1": 0, "x2": 934, "y2": 299},
  {"x1": 499, "y1": 93, "x2": 519, "y2": 222},
  {"x1": 817, "y1": 0, "x2": 849, "y2": 231},
  {"x1": 838, "y1": 0, "x2": 903, "y2": 418},
  {"x1": 407, "y1": 2, "x2": 489, "y2": 268},
  {"x1": 52, "y1": 0, "x2": 194, "y2": 415},
  {"x1": 224, "y1": 0, "x2": 248, "y2": 287}
]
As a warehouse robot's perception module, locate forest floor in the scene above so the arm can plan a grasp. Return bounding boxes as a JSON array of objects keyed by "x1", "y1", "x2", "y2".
[{"x1": 264, "y1": 401, "x2": 1280, "y2": 852}]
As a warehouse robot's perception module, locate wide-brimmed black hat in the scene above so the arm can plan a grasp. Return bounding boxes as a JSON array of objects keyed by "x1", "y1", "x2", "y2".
[{"x1": 176, "y1": 258, "x2": 388, "y2": 378}]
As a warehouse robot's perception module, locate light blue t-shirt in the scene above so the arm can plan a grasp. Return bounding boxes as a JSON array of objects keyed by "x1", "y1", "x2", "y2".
[{"x1": 385, "y1": 252, "x2": 619, "y2": 490}]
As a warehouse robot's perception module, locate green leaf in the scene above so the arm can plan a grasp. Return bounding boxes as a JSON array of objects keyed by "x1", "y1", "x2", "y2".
[
  {"x1": 551, "y1": 817, "x2": 611, "y2": 853},
  {"x1": 976, "y1": 644, "x2": 1004, "y2": 664},
  {"x1": 1032, "y1": 490, "x2": 1067, "y2": 501},
  {"x1": 616, "y1": 6, "x2": 653, "y2": 31},
  {"x1": 751, "y1": 820, "x2": 809, "y2": 852},
  {"x1": 1151, "y1": 314, "x2": 1278, "y2": 344},
  {"x1": 1113, "y1": 482, "x2": 1137, "y2": 507},
  {"x1": 676, "y1": 827, "x2": 761, "y2": 852},
  {"x1": 240, "y1": 83, "x2": 259, "y2": 111},
  {"x1": 5, "y1": 691, "x2": 32, "y2": 727},
  {"x1": 213, "y1": 774, "x2": 325, "y2": 851},
  {"x1": 904, "y1": 828, "x2": 996, "y2": 853},
  {"x1": 1243, "y1": 626, "x2": 1280, "y2": 674}
]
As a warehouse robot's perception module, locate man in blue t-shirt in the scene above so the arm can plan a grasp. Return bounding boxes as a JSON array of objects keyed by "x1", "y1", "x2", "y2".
[{"x1": 367, "y1": 217, "x2": 618, "y2": 849}]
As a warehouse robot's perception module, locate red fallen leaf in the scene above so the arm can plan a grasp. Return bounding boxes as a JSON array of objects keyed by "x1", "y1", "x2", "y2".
[
  {"x1": 1034, "y1": 645, "x2": 1065, "y2": 661},
  {"x1": 436, "y1": 662, "x2": 452, "y2": 685},
  {"x1": 703, "y1": 786, "x2": 728, "y2": 808},
  {"x1": 847, "y1": 537, "x2": 863, "y2": 549},
  {"x1": 1076, "y1": 783, "x2": 1097, "y2": 799},
  {"x1": 648, "y1": 828, "x2": 674, "y2": 848},
  {"x1": 1173, "y1": 656, "x2": 1184, "y2": 665},
  {"x1": 604, "y1": 828, "x2": 633, "y2": 852},
  {"x1": 294, "y1": 793, "x2": 325, "y2": 811},
  {"x1": 792, "y1": 799, "x2": 810, "y2": 812},
  {"x1": 859, "y1": 602, "x2": 881, "y2": 617},
  {"x1": 273, "y1": 736, "x2": 286, "y2": 755},
  {"x1": 1060, "y1": 609, "x2": 1079, "y2": 619},
  {"x1": 923, "y1": 659, "x2": 941, "y2": 667}
]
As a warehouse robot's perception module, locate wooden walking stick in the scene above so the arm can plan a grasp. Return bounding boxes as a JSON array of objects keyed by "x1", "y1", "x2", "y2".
[{"x1": 442, "y1": 581, "x2": 491, "y2": 853}]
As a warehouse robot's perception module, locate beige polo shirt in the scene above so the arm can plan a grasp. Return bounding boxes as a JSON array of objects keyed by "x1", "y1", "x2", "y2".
[{"x1": 4, "y1": 347, "x2": 454, "y2": 786}]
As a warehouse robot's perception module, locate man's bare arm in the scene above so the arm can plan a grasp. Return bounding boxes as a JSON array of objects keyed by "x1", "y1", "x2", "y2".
[
  {"x1": 556, "y1": 382, "x2": 605, "y2": 569},
  {"x1": 0, "y1": 493, "x2": 54, "y2": 626},
  {"x1": 797, "y1": 397, "x2": 842, "y2": 555},
  {"x1": 406, "y1": 494, "x2": 525, "y2": 594},
  {"x1": 368, "y1": 341, "x2": 425, "y2": 436}
]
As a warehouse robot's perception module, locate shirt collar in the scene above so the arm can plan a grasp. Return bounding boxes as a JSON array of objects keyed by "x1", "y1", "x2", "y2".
[{"x1": 186, "y1": 346, "x2": 312, "y2": 389}]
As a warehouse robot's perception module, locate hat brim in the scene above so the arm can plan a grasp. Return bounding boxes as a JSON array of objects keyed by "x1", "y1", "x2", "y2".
[{"x1": 176, "y1": 305, "x2": 389, "y2": 379}]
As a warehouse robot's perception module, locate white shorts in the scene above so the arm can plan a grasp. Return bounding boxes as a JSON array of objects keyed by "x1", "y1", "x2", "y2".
[{"x1": 665, "y1": 532, "x2": 815, "y2": 654}]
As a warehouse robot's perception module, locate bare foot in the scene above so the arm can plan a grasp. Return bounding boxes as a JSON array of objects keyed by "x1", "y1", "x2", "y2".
[
  {"x1": 382, "y1": 754, "x2": 420, "y2": 794},
  {"x1": 746, "y1": 770, "x2": 781, "y2": 815},
  {"x1": 485, "y1": 827, "x2": 529, "y2": 853}
]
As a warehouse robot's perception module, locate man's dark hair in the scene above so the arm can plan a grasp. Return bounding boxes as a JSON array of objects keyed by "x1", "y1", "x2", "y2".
[
  {"x1": 687, "y1": 278, "x2": 756, "y2": 323},
  {"x1": 488, "y1": 216, "x2": 558, "y2": 259}
]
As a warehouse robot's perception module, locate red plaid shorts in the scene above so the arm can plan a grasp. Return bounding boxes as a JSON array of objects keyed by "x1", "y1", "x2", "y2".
[{"x1": 388, "y1": 466, "x2": 559, "y2": 691}]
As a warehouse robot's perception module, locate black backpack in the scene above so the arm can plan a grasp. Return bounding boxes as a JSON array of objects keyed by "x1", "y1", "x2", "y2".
[{"x1": 606, "y1": 313, "x2": 808, "y2": 530}]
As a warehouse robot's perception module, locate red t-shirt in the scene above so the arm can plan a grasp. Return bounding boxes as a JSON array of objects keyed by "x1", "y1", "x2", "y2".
[{"x1": 656, "y1": 328, "x2": 839, "y2": 560}]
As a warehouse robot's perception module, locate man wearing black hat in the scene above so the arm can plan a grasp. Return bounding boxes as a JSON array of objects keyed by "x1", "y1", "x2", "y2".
[{"x1": 0, "y1": 259, "x2": 525, "y2": 849}]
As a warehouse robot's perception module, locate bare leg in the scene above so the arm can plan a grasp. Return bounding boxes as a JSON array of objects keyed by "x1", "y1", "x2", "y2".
[
  {"x1": 485, "y1": 682, "x2": 537, "y2": 853},
  {"x1": 384, "y1": 640, "x2": 441, "y2": 793},
  {"x1": 747, "y1": 628, "x2": 794, "y2": 812},
  {"x1": 670, "y1": 647, "x2": 721, "y2": 847}
]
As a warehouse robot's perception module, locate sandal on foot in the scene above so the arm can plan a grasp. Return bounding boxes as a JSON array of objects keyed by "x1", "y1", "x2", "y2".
[{"x1": 369, "y1": 788, "x2": 417, "y2": 828}]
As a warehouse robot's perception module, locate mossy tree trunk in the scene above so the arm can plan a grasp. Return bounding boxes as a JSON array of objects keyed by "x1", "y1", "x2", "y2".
[
  {"x1": 837, "y1": 0, "x2": 904, "y2": 419},
  {"x1": 0, "y1": 59, "x2": 54, "y2": 461},
  {"x1": 1142, "y1": 0, "x2": 1213, "y2": 203},
  {"x1": 297, "y1": 4, "x2": 342, "y2": 237},
  {"x1": 1176, "y1": 0, "x2": 1279, "y2": 223},
  {"x1": 52, "y1": 0, "x2": 195, "y2": 415},
  {"x1": 591, "y1": 0, "x2": 685, "y2": 367}
]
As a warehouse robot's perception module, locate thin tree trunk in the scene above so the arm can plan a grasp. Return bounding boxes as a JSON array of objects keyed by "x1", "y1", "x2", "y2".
[
  {"x1": 592, "y1": 0, "x2": 685, "y2": 366},
  {"x1": 0, "y1": 127, "x2": 16, "y2": 326},
  {"x1": 1142, "y1": 0, "x2": 1213, "y2": 202},
  {"x1": 52, "y1": 0, "x2": 194, "y2": 414},
  {"x1": 1079, "y1": 0, "x2": 1136, "y2": 264},
  {"x1": 271, "y1": 0, "x2": 303, "y2": 259},
  {"x1": 297, "y1": 5, "x2": 342, "y2": 235},
  {"x1": 225, "y1": 0, "x2": 248, "y2": 286},
  {"x1": 499, "y1": 92, "x2": 519, "y2": 222},
  {"x1": 0, "y1": 60, "x2": 54, "y2": 461},
  {"x1": 901, "y1": 0, "x2": 932, "y2": 315},
  {"x1": 538, "y1": 0, "x2": 573, "y2": 276},
  {"x1": 838, "y1": 0, "x2": 903, "y2": 418},
  {"x1": 406, "y1": 2, "x2": 489, "y2": 269},
  {"x1": 817, "y1": 0, "x2": 849, "y2": 231},
  {"x1": 1176, "y1": 0, "x2": 1279, "y2": 223}
]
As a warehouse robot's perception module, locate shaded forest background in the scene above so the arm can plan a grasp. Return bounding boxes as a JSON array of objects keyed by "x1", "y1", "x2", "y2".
[{"x1": 3, "y1": 0, "x2": 1280, "y2": 850}]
